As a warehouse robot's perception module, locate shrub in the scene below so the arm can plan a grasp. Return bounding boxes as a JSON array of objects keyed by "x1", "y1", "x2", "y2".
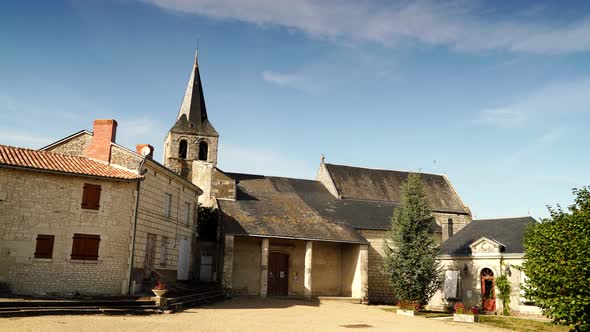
[
  {"x1": 522, "y1": 187, "x2": 590, "y2": 332},
  {"x1": 495, "y1": 274, "x2": 511, "y2": 316}
]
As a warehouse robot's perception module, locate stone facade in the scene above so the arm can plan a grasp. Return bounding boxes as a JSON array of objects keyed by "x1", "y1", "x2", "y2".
[
  {"x1": 129, "y1": 159, "x2": 200, "y2": 291},
  {"x1": 43, "y1": 123, "x2": 202, "y2": 294},
  {"x1": 45, "y1": 132, "x2": 92, "y2": 156},
  {"x1": 429, "y1": 255, "x2": 542, "y2": 315},
  {"x1": 228, "y1": 236, "x2": 367, "y2": 298},
  {"x1": 0, "y1": 168, "x2": 135, "y2": 295},
  {"x1": 359, "y1": 229, "x2": 395, "y2": 303}
]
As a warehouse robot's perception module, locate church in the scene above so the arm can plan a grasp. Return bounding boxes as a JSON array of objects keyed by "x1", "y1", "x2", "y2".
[
  {"x1": 1, "y1": 51, "x2": 538, "y2": 313},
  {"x1": 161, "y1": 52, "x2": 472, "y2": 303}
]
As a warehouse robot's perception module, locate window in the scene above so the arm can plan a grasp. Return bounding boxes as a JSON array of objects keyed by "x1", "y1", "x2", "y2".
[
  {"x1": 183, "y1": 202, "x2": 191, "y2": 225},
  {"x1": 163, "y1": 193, "x2": 172, "y2": 218},
  {"x1": 198, "y1": 141, "x2": 208, "y2": 161},
  {"x1": 34, "y1": 234, "x2": 55, "y2": 259},
  {"x1": 447, "y1": 218, "x2": 454, "y2": 238},
  {"x1": 81, "y1": 183, "x2": 101, "y2": 210},
  {"x1": 160, "y1": 237, "x2": 168, "y2": 266},
  {"x1": 71, "y1": 233, "x2": 100, "y2": 260},
  {"x1": 178, "y1": 139, "x2": 188, "y2": 159}
]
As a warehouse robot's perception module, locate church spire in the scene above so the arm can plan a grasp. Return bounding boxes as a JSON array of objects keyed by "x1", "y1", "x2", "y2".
[{"x1": 171, "y1": 50, "x2": 218, "y2": 137}]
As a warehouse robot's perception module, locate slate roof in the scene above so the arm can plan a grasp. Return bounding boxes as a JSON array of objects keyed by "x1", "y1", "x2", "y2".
[
  {"x1": 0, "y1": 144, "x2": 142, "y2": 181},
  {"x1": 439, "y1": 217, "x2": 537, "y2": 255},
  {"x1": 171, "y1": 51, "x2": 218, "y2": 137},
  {"x1": 325, "y1": 163, "x2": 468, "y2": 214},
  {"x1": 218, "y1": 173, "x2": 399, "y2": 243}
]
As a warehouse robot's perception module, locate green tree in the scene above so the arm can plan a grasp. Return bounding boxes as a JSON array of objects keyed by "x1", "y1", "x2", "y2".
[
  {"x1": 384, "y1": 173, "x2": 442, "y2": 308},
  {"x1": 522, "y1": 187, "x2": 590, "y2": 332}
]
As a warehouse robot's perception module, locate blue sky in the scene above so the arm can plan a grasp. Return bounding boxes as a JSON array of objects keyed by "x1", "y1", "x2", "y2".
[{"x1": 1, "y1": 0, "x2": 589, "y2": 219}]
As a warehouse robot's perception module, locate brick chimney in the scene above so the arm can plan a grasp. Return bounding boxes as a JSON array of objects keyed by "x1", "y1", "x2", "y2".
[
  {"x1": 136, "y1": 144, "x2": 154, "y2": 159},
  {"x1": 84, "y1": 119, "x2": 117, "y2": 163}
]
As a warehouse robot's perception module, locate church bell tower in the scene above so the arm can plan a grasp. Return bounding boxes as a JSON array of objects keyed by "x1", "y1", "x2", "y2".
[{"x1": 164, "y1": 50, "x2": 219, "y2": 205}]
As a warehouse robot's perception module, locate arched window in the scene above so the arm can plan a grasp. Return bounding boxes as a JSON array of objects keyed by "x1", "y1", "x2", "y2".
[
  {"x1": 178, "y1": 139, "x2": 187, "y2": 159},
  {"x1": 198, "y1": 141, "x2": 208, "y2": 161}
]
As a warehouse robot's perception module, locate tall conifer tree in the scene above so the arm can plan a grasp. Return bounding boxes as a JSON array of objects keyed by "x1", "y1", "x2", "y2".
[{"x1": 384, "y1": 173, "x2": 442, "y2": 307}]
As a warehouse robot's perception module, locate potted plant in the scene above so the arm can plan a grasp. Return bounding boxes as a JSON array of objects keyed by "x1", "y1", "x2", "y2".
[
  {"x1": 396, "y1": 301, "x2": 419, "y2": 316},
  {"x1": 453, "y1": 303, "x2": 479, "y2": 323},
  {"x1": 152, "y1": 280, "x2": 168, "y2": 298}
]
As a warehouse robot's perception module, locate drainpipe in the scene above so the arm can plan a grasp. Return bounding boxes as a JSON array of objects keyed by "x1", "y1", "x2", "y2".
[{"x1": 127, "y1": 156, "x2": 148, "y2": 295}]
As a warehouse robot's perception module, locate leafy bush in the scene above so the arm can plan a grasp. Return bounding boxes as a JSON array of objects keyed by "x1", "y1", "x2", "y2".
[
  {"x1": 495, "y1": 274, "x2": 511, "y2": 316},
  {"x1": 522, "y1": 187, "x2": 590, "y2": 332}
]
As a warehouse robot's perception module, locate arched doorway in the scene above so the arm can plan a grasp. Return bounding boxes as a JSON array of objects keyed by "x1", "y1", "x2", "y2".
[
  {"x1": 268, "y1": 252, "x2": 289, "y2": 296},
  {"x1": 481, "y1": 268, "x2": 496, "y2": 311}
]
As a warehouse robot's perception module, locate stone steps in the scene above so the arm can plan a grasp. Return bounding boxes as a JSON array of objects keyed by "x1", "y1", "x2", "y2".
[{"x1": 167, "y1": 289, "x2": 225, "y2": 311}]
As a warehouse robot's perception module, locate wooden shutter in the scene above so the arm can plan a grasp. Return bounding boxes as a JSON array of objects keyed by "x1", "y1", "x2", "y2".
[
  {"x1": 34, "y1": 234, "x2": 55, "y2": 258},
  {"x1": 82, "y1": 184, "x2": 101, "y2": 210},
  {"x1": 71, "y1": 233, "x2": 100, "y2": 260}
]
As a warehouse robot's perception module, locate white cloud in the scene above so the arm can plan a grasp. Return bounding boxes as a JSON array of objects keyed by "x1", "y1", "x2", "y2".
[
  {"x1": 261, "y1": 70, "x2": 305, "y2": 88},
  {"x1": 475, "y1": 78, "x2": 590, "y2": 128},
  {"x1": 145, "y1": 0, "x2": 590, "y2": 54}
]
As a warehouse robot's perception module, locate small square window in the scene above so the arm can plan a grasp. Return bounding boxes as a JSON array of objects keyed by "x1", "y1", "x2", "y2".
[
  {"x1": 81, "y1": 183, "x2": 101, "y2": 210},
  {"x1": 34, "y1": 234, "x2": 55, "y2": 259}
]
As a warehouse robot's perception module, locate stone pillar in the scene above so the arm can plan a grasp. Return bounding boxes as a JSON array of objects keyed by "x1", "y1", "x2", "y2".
[
  {"x1": 304, "y1": 241, "x2": 313, "y2": 298},
  {"x1": 260, "y1": 238, "x2": 269, "y2": 298},
  {"x1": 359, "y1": 245, "x2": 369, "y2": 303},
  {"x1": 222, "y1": 235, "x2": 234, "y2": 294}
]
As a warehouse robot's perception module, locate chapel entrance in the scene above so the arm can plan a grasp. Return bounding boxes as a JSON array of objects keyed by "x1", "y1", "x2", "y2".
[
  {"x1": 268, "y1": 252, "x2": 289, "y2": 296},
  {"x1": 481, "y1": 268, "x2": 496, "y2": 311}
]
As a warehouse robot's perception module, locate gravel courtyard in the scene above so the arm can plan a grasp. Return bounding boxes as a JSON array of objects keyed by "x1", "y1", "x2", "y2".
[{"x1": 0, "y1": 298, "x2": 505, "y2": 332}]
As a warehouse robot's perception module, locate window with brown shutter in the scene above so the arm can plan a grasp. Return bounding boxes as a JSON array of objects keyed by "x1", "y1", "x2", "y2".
[
  {"x1": 71, "y1": 233, "x2": 100, "y2": 260},
  {"x1": 81, "y1": 183, "x2": 101, "y2": 210},
  {"x1": 34, "y1": 234, "x2": 55, "y2": 259}
]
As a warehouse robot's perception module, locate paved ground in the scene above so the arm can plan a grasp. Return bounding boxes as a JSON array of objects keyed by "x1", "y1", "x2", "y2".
[{"x1": 0, "y1": 297, "x2": 505, "y2": 332}]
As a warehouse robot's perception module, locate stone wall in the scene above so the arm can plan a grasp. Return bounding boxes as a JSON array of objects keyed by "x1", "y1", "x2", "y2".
[
  {"x1": 44, "y1": 132, "x2": 92, "y2": 156},
  {"x1": 0, "y1": 168, "x2": 135, "y2": 295},
  {"x1": 434, "y1": 212, "x2": 472, "y2": 242},
  {"x1": 359, "y1": 229, "x2": 395, "y2": 303},
  {"x1": 311, "y1": 241, "x2": 341, "y2": 296},
  {"x1": 429, "y1": 256, "x2": 542, "y2": 315},
  {"x1": 130, "y1": 160, "x2": 200, "y2": 291},
  {"x1": 231, "y1": 236, "x2": 262, "y2": 295}
]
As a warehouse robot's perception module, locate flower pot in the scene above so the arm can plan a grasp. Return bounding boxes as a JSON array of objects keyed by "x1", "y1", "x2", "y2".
[
  {"x1": 396, "y1": 309, "x2": 417, "y2": 317},
  {"x1": 152, "y1": 289, "x2": 168, "y2": 298},
  {"x1": 453, "y1": 313, "x2": 478, "y2": 323}
]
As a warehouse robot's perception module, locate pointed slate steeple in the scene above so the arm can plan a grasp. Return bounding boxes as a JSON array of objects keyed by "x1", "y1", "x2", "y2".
[{"x1": 171, "y1": 50, "x2": 219, "y2": 137}]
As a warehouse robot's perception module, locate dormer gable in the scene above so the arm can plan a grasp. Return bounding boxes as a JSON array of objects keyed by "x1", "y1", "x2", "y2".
[{"x1": 469, "y1": 237, "x2": 506, "y2": 255}]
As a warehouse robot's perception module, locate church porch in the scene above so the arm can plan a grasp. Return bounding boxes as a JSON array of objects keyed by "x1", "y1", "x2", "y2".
[{"x1": 222, "y1": 235, "x2": 367, "y2": 301}]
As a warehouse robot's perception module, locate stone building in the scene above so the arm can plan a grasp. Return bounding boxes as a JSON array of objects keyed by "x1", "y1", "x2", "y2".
[
  {"x1": 158, "y1": 51, "x2": 473, "y2": 303},
  {"x1": 429, "y1": 217, "x2": 541, "y2": 314},
  {"x1": 41, "y1": 120, "x2": 203, "y2": 294},
  {"x1": 0, "y1": 144, "x2": 141, "y2": 295}
]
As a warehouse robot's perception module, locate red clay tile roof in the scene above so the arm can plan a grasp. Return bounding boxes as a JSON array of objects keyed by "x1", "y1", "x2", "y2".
[{"x1": 0, "y1": 144, "x2": 142, "y2": 181}]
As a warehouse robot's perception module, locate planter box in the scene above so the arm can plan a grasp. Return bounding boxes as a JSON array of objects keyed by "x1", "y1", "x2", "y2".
[
  {"x1": 453, "y1": 313, "x2": 478, "y2": 323},
  {"x1": 397, "y1": 309, "x2": 417, "y2": 317}
]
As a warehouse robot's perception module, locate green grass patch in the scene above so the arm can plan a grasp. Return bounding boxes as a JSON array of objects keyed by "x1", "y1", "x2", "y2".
[{"x1": 478, "y1": 316, "x2": 568, "y2": 332}]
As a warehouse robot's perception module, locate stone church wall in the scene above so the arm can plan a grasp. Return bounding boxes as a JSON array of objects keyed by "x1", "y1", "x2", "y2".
[{"x1": 0, "y1": 168, "x2": 135, "y2": 295}]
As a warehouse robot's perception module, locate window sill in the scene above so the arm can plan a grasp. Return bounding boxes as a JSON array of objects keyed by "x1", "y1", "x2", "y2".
[
  {"x1": 81, "y1": 209, "x2": 100, "y2": 214},
  {"x1": 69, "y1": 259, "x2": 100, "y2": 264},
  {"x1": 32, "y1": 258, "x2": 53, "y2": 262}
]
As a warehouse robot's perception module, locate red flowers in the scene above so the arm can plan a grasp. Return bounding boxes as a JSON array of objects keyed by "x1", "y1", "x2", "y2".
[
  {"x1": 453, "y1": 302, "x2": 479, "y2": 315},
  {"x1": 153, "y1": 280, "x2": 167, "y2": 290}
]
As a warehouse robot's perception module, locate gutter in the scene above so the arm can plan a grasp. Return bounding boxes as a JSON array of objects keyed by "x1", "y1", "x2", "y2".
[{"x1": 127, "y1": 156, "x2": 148, "y2": 295}]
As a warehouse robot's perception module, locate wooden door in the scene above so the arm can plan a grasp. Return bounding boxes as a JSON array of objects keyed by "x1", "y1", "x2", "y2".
[
  {"x1": 268, "y1": 252, "x2": 289, "y2": 296},
  {"x1": 481, "y1": 268, "x2": 496, "y2": 312},
  {"x1": 144, "y1": 234, "x2": 156, "y2": 279},
  {"x1": 177, "y1": 237, "x2": 191, "y2": 281}
]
